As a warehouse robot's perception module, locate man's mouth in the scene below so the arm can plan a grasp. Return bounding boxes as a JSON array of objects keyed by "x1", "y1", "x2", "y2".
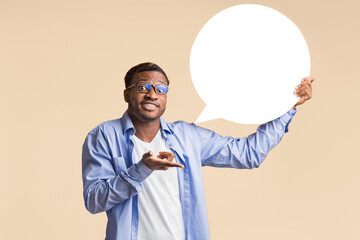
[{"x1": 141, "y1": 102, "x2": 159, "y2": 110}]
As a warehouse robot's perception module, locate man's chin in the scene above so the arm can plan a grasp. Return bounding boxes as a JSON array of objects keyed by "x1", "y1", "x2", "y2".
[
  {"x1": 139, "y1": 114, "x2": 159, "y2": 122},
  {"x1": 128, "y1": 106, "x2": 165, "y2": 123},
  {"x1": 136, "y1": 110, "x2": 162, "y2": 123}
]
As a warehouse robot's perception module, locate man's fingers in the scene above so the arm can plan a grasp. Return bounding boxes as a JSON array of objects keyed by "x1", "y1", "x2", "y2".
[
  {"x1": 293, "y1": 76, "x2": 314, "y2": 108},
  {"x1": 302, "y1": 76, "x2": 315, "y2": 83},
  {"x1": 161, "y1": 161, "x2": 184, "y2": 168},
  {"x1": 157, "y1": 151, "x2": 175, "y2": 161},
  {"x1": 144, "y1": 151, "x2": 184, "y2": 170},
  {"x1": 296, "y1": 85, "x2": 307, "y2": 93},
  {"x1": 142, "y1": 150, "x2": 154, "y2": 159},
  {"x1": 156, "y1": 152, "x2": 183, "y2": 168},
  {"x1": 152, "y1": 158, "x2": 184, "y2": 168},
  {"x1": 294, "y1": 80, "x2": 312, "y2": 96},
  {"x1": 297, "y1": 85, "x2": 310, "y2": 97},
  {"x1": 158, "y1": 151, "x2": 173, "y2": 156}
]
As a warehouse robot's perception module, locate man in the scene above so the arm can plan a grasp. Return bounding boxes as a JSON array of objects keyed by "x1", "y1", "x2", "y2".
[{"x1": 82, "y1": 62, "x2": 314, "y2": 240}]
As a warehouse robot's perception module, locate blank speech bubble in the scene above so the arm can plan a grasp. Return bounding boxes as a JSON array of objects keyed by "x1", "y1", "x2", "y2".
[{"x1": 190, "y1": 4, "x2": 311, "y2": 124}]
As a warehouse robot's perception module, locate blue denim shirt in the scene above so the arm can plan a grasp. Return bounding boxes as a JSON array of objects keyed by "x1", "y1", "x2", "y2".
[{"x1": 82, "y1": 109, "x2": 296, "y2": 240}]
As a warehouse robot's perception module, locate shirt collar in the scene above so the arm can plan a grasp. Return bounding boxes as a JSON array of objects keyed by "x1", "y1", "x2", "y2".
[
  {"x1": 160, "y1": 115, "x2": 173, "y2": 134},
  {"x1": 120, "y1": 111, "x2": 135, "y2": 135},
  {"x1": 120, "y1": 110, "x2": 173, "y2": 135}
]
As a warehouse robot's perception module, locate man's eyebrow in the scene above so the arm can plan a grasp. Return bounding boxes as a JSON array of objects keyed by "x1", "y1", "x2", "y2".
[
  {"x1": 137, "y1": 78, "x2": 166, "y2": 84},
  {"x1": 137, "y1": 78, "x2": 150, "y2": 82}
]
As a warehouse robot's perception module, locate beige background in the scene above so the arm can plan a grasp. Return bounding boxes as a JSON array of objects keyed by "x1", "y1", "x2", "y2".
[{"x1": 1, "y1": 0, "x2": 359, "y2": 239}]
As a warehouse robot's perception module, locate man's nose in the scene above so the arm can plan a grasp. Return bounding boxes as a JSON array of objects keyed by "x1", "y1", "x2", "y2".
[{"x1": 145, "y1": 86, "x2": 158, "y2": 99}]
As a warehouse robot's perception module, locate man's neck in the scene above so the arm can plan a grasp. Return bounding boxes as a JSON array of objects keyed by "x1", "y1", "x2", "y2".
[{"x1": 131, "y1": 118, "x2": 161, "y2": 143}]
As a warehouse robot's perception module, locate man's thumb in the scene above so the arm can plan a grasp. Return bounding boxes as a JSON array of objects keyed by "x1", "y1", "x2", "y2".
[{"x1": 144, "y1": 150, "x2": 154, "y2": 158}]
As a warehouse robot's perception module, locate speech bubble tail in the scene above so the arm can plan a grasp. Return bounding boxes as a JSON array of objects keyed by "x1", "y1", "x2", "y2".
[{"x1": 195, "y1": 106, "x2": 219, "y2": 123}]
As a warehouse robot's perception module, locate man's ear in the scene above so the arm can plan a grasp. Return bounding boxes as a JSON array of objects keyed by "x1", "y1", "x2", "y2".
[{"x1": 124, "y1": 89, "x2": 129, "y2": 103}]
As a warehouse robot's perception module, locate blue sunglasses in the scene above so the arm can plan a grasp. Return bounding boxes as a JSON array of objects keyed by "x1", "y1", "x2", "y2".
[{"x1": 127, "y1": 82, "x2": 169, "y2": 95}]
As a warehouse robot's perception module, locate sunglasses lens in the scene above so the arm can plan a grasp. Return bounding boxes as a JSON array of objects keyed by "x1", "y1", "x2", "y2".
[{"x1": 156, "y1": 85, "x2": 168, "y2": 94}]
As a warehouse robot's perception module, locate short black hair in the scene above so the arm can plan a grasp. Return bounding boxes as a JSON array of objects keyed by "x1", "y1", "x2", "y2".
[{"x1": 124, "y1": 62, "x2": 169, "y2": 88}]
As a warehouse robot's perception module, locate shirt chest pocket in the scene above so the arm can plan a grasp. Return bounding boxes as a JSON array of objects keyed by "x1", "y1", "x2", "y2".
[{"x1": 112, "y1": 156, "x2": 128, "y2": 175}]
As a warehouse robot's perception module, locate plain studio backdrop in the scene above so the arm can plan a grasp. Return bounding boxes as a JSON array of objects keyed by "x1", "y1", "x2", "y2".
[{"x1": 1, "y1": 0, "x2": 359, "y2": 239}]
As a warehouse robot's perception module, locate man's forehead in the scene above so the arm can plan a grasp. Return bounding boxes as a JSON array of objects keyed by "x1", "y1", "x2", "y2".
[{"x1": 133, "y1": 71, "x2": 167, "y2": 83}]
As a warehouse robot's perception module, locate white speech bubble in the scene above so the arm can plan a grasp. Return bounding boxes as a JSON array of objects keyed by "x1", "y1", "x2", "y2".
[{"x1": 190, "y1": 4, "x2": 310, "y2": 124}]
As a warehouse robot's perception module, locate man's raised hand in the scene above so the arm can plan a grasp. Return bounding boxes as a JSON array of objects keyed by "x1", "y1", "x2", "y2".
[
  {"x1": 142, "y1": 151, "x2": 184, "y2": 170},
  {"x1": 293, "y1": 76, "x2": 315, "y2": 109}
]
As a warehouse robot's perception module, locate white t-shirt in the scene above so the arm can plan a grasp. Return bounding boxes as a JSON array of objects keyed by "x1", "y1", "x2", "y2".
[{"x1": 132, "y1": 130, "x2": 185, "y2": 240}]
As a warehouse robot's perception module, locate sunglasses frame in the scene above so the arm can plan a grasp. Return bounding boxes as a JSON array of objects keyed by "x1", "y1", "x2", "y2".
[{"x1": 127, "y1": 82, "x2": 169, "y2": 95}]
